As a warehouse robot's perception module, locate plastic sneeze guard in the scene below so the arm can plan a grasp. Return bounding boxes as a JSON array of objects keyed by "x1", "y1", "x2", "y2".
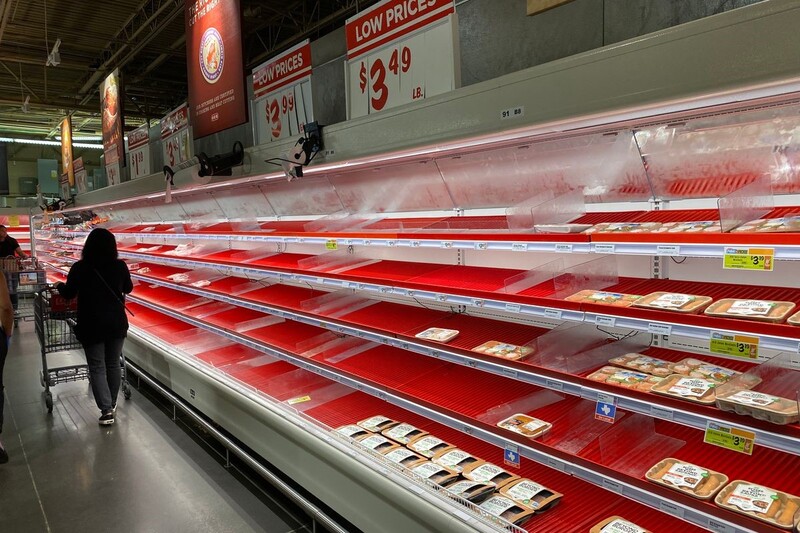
[
  {"x1": 234, "y1": 315, "x2": 285, "y2": 333},
  {"x1": 503, "y1": 258, "x2": 563, "y2": 295},
  {"x1": 598, "y1": 414, "x2": 686, "y2": 478},
  {"x1": 717, "y1": 175, "x2": 774, "y2": 232},
  {"x1": 552, "y1": 255, "x2": 619, "y2": 299},
  {"x1": 506, "y1": 189, "x2": 586, "y2": 232},
  {"x1": 297, "y1": 251, "x2": 378, "y2": 274},
  {"x1": 475, "y1": 389, "x2": 564, "y2": 425}
]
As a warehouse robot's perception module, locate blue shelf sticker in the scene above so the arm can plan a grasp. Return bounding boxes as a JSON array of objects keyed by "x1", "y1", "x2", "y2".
[
  {"x1": 595, "y1": 394, "x2": 617, "y2": 424},
  {"x1": 504, "y1": 444, "x2": 520, "y2": 468}
]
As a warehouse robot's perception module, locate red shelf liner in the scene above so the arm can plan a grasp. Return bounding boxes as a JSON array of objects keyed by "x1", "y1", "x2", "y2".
[{"x1": 193, "y1": 343, "x2": 261, "y2": 367}]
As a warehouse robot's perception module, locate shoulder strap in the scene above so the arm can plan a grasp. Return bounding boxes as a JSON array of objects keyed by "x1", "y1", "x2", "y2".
[{"x1": 94, "y1": 268, "x2": 135, "y2": 317}]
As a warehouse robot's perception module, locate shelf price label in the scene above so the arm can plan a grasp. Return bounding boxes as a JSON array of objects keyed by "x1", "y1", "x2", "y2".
[
  {"x1": 709, "y1": 331, "x2": 759, "y2": 359},
  {"x1": 325, "y1": 240, "x2": 338, "y2": 250},
  {"x1": 723, "y1": 247, "x2": 774, "y2": 271},
  {"x1": 704, "y1": 421, "x2": 755, "y2": 455}
]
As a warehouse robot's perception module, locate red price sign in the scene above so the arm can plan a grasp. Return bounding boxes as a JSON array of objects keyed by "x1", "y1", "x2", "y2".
[
  {"x1": 358, "y1": 46, "x2": 417, "y2": 112},
  {"x1": 162, "y1": 130, "x2": 190, "y2": 169}
]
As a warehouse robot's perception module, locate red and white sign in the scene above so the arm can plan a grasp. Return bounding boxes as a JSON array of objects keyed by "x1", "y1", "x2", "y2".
[
  {"x1": 345, "y1": 0, "x2": 459, "y2": 118},
  {"x1": 186, "y1": 0, "x2": 247, "y2": 138},
  {"x1": 161, "y1": 103, "x2": 193, "y2": 168},
  {"x1": 106, "y1": 161, "x2": 121, "y2": 187},
  {"x1": 252, "y1": 40, "x2": 314, "y2": 144},
  {"x1": 128, "y1": 124, "x2": 151, "y2": 180},
  {"x1": 73, "y1": 157, "x2": 88, "y2": 194}
]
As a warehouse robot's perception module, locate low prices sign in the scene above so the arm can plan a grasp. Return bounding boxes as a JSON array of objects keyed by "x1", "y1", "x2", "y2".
[
  {"x1": 73, "y1": 157, "x2": 88, "y2": 194},
  {"x1": 128, "y1": 124, "x2": 151, "y2": 179},
  {"x1": 252, "y1": 39, "x2": 314, "y2": 144},
  {"x1": 345, "y1": 0, "x2": 459, "y2": 119},
  {"x1": 161, "y1": 103, "x2": 192, "y2": 168}
]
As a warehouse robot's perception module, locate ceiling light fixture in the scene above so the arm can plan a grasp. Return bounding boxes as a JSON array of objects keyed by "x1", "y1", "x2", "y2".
[
  {"x1": 0, "y1": 137, "x2": 103, "y2": 149},
  {"x1": 21, "y1": 96, "x2": 30, "y2": 113},
  {"x1": 46, "y1": 38, "x2": 61, "y2": 67}
]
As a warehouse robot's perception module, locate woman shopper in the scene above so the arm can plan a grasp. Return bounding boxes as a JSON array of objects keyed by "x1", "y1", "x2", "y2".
[
  {"x1": 0, "y1": 271, "x2": 14, "y2": 463},
  {"x1": 57, "y1": 228, "x2": 133, "y2": 426}
]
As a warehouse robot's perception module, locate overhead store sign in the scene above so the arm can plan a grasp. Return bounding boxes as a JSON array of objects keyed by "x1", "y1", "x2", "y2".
[
  {"x1": 186, "y1": 0, "x2": 247, "y2": 138},
  {"x1": 100, "y1": 69, "x2": 125, "y2": 177},
  {"x1": 161, "y1": 103, "x2": 193, "y2": 168},
  {"x1": 345, "y1": 0, "x2": 459, "y2": 119},
  {"x1": 252, "y1": 39, "x2": 314, "y2": 144},
  {"x1": 128, "y1": 124, "x2": 151, "y2": 179},
  {"x1": 59, "y1": 116, "x2": 74, "y2": 186}
]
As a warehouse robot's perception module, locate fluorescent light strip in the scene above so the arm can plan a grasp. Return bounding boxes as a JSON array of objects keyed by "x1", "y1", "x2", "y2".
[{"x1": 0, "y1": 137, "x2": 104, "y2": 149}]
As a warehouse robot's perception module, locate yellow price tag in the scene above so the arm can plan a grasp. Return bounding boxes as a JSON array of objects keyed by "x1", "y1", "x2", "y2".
[
  {"x1": 8, "y1": 215, "x2": 19, "y2": 227},
  {"x1": 709, "y1": 332, "x2": 759, "y2": 359},
  {"x1": 325, "y1": 240, "x2": 338, "y2": 250},
  {"x1": 723, "y1": 247, "x2": 774, "y2": 271},
  {"x1": 287, "y1": 395, "x2": 311, "y2": 405},
  {"x1": 704, "y1": 421, "x2": 755, "y2": 455}
]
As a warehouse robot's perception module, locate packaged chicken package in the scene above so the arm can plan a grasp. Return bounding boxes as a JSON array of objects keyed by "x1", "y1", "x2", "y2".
[
  {"x1": 715, "y1": 480, "x2": 800, "y2": 529},
  {"x1": 357, "y1": 415, "x2": 400, "y2": 433},
  {"x1": 608, "y1": 353, "x2": 673, "y2": 377},
  {"x1": 461, "y1": 461, "x2": 520, "y2": 489},
  {"x1": 565, "y1": 290, "x2": 642, "y2": 307},
  {"x1": 667, "y1": 358, "x2": 740, "y2": 383},
  {"x1": 589, "y1": 516, "x2": 652, "y2": 533},
  {"x1": 704, "y1": 299, "x2": 796, "y2": 323},
  {"x1": 645, "y1": 458, "x2": 728, "y2": 500},
  {"x1": 715, "y1": 389, "x2": 800, "y2": 425},
  {"x1": 650, "y1": 375, "x2": 718, "y2": 405},
  {"x1": 587, "y1": 366, "x2": 665, "y2": 392},
  {"x1": 495, "y1": 413, "x2": 552, "y2": 439},
  {"x1": 632, "y1": 292, "x2": 713, "y2": 314},
  {"x1": 477, "y1": 495, "x2": 534, "y2": 525},
  {"x1": 498, "y1": 478, "x2": 563, "y2": 512}
]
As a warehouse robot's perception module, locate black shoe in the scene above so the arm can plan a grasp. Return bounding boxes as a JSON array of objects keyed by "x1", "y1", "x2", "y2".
[
  {"x1": 99, "y1": 411, "x2": 114, "y2": 426},
  {"x1": 0, "y1": 441, "x2": 8, "y2": 464}
]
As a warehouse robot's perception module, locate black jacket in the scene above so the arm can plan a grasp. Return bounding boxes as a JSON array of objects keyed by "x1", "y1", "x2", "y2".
[{"x1": 58, "y1": 259, "x2": 133, "y2": 343}]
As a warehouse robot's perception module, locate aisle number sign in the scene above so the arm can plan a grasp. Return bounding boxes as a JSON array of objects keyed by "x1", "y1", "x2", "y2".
[
  {"x1": 252, "y1": 39, "x2": 314, "y2": 144},
  {"x1": 723, "y1": 247, "x2": 774, "y2": 271},
  {"x1": 161, "y1": 103, "x2": 193, "y2": 169},
  {"x1": 704, "y1": 421, "x2": 755, "y2": 455},
  {"x1": 127, "y1": 124, "x2": 151, "y2": 179},
  {"x1": 709, "y1": 331, "x2": 759, "y2": 359},
  {"x1": 345, "y1": 0, "x2": 459, "y2": 119}
]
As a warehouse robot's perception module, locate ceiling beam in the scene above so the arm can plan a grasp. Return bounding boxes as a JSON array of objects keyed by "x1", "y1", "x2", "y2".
[{"x1": 0, "y1": 60, "x2": 39, "y2": 100}]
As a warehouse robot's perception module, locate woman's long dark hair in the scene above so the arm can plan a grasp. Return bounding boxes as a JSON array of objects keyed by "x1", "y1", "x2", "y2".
[{"x1": 82, "y1": 228, "x2": 118, "y2": 264}]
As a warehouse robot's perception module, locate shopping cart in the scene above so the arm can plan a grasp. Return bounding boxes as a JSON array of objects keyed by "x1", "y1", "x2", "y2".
[
  {"x1": 34, "y1": 286, "x2": 131, "y2": 413},
  {"x1": 2, "y1": 257, "x2": 47, "y2": 323}
]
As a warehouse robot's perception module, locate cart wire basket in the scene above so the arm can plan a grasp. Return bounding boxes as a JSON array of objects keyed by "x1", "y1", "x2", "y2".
[
  {"x1": 2, "y1": 257, "x2": 47, "y2": 322},
  {"x1": 34, "y1": 287, "x2": 86, "y2": 412}
]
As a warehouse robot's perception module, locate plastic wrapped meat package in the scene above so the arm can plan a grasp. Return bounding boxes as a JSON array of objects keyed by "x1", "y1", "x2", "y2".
[
  {"x1": 704, "y1": 299, "x2": 796, "y2": 323},
  {"x1": 713, "y1": 352, "x2": 799, "y2": 425}
]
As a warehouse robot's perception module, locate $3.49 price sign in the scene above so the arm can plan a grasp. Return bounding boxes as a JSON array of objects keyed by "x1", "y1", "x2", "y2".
[
  {"x1": 163, "y1": 129, "x2": 191, "y2": 168},
  {"x1": 357, "y1": 45, "x2": 420, "y2": 112}
]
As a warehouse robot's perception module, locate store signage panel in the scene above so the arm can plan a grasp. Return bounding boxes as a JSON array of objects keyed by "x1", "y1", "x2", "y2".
[
  {"x1": 161, "y1": 103, "x2": 193, "y2": 168},
  {"x1": 106, "y1": 161, "x2": 122, "y2": 187},
  {"x1": 345, "y1": 0, "x2": 458, "y2": 119},
  {"x1": 128, "y1": 124, "x2": 151, "y2": 179},
  {"x1": 186, "y1": 0, "x2": 247, "y2": 138},
  {"x1": 252, "y1": 40, "x2": 314, "y2": 144},
  {"x1": 100, "y1": 69, "x2": 125, "y2": 171},
  {"x1": 723, "y1": 247, "x2": 774, "y2": 271},
  {"x1": 73, "y1": 157, "x2": 88, "y2": 195},
  {"x1": 60, "y1": 116, "x2": 74, "y2": 186}
]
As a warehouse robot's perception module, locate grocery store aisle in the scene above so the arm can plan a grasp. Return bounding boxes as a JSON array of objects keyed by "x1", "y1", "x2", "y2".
[{"x1": 0, "y1": 322, "x2": 315, "y2": 533}]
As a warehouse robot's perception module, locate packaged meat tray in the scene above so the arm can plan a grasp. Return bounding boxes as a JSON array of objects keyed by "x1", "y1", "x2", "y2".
[
  {"x1": 650, "y1": 375, "x2": 718, "y2": 405},
  {"x1": 381, "y1": 422, "x2": 427, "y2": 445},
  {"x1": 432, "y1": 448, "x2": 481, "y2": 473},
  {"x1": 655, "y1": 220, "x2": 722, "y2": 233},
  {"x1": 587, "y1": 366, "x2": 665, "y2": 392},
  {"x1": 704, "y1": 299, "x2": 797, "y2": 323},
  {"x1": 381, "y1": 447, "x2": 428, "y2": 469},
  {"x1": 357, "y1": 415, "x2": 400, "y2": 433},
  {"x1": 495, "y1": 413, "x2": 552, "y2": 439},
  {"x1": 715, "y1": 389, "x2": 800, "y2": 425},
  {"x1": 732, "y1": 215, "x2": 800, "y2": 233},
  {"x1": 532, "y1": 223, "x2": 594, "y2": 234},
  {"x1": 414, "y1": 327, "x2": 459, "y2": 343},
  {"x1": 471, "y1": 340, "x2": 534, "y2": 361},
  {"x1": 335, "y1": 424, "x2": 372, "y2": 440},
  {"x1": 589, "y1": 516, "x2": 652, "y2": 533},
  {"x1": 715, "y1": 480, "x2": 800, "y2": 529},
  {"x1": 608, "y1": 353, "x2": 673, "y2": 377},
  {"x1": 444, "y1": 480, "x2": 496, "y2": 502},
  {"x1": 788, "y1": 310, "x2": 800, "y2": 326},
  {"x1": 477, "y1": 495, "x2": 534, "y2": 525},
  {"x1": 584, "y1": 222, "x2": 663, "y2": 234},
  {"x1": 356, "y1": 433, "x2": 400, "y2": 454},
  {"x1": 668, "y1": 358, "x2": 740, "y2": 383},
  {"x1": 498, "y1": 478, "x2": 562, "y2": 512},
  {"x1": 461, "y1": 461, "x2": 520, "y2": 488},
  {"x1": 632, "y1": 292, "x2": 713, "y2": 314},
  {"x1": 409, "y1": 462, "x2": 459, "y2": 486},
  {"x1": 564, "y1": 290, "x2": 642, "y2": 307},
  {"x1": 407, "y1": 434, "x2": 455, "y2": 458},
  {"x1": 645, "y1": 458, "x2": 728, "y2": 500}
]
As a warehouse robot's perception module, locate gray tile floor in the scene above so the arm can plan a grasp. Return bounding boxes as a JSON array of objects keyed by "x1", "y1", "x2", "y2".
[{"x1": 0, "y1": 322, "x2": 314, "y2": 533}]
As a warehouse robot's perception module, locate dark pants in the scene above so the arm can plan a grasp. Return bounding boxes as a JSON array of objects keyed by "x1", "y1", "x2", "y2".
[
  {"x1": 83, "y1": 338, "x2": 125, "y2": 412},
  {"x1": 0, "y1": 327, "x2": 7, "y2": 434}
]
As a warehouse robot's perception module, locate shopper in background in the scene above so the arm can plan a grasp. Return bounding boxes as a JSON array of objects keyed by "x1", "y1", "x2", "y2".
[
  {"x1": 0, "y1": 271, "x2": 15, "y2": 463},
  {"x1": 56, "y1": 228, "x2": 133, "y2": 426},
  {"x1": 0, "y1": 224, "x2": 28, "y2": 320}
]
